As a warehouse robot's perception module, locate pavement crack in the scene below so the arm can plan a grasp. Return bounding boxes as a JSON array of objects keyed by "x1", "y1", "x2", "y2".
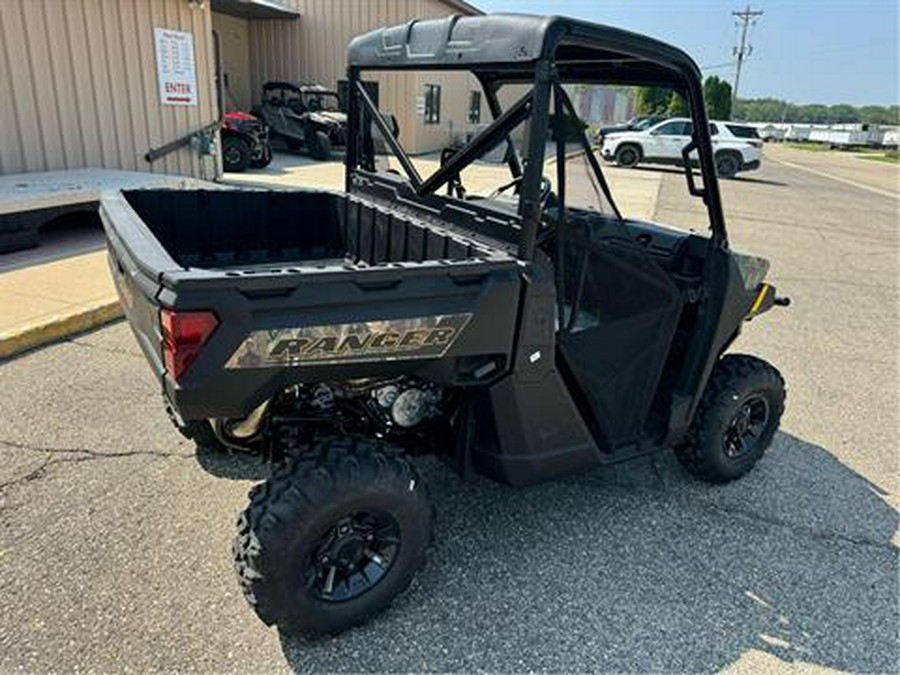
[
  {"x1": 698, "y1": 499, "x2": 897, "y2": 553},
  {"x1": 64, "y1": 337, "x2": 143, "y2": 359},
  {"x1": 0, "y1": 439, "x2": 193, "y2": 491}
]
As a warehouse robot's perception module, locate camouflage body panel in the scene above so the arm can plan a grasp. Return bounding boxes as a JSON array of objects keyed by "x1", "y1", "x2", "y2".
[
  {"x1": 226, "y1": 314, "x2": 473, "y2": 369},
  {"x1": 732, "y1": 251, "x2": 770, "y2": 291}
]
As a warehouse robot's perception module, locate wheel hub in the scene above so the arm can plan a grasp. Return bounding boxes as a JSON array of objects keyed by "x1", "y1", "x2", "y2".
[
  {"x1": 307, "y1": 511, "x2": 399, "y2": 602},
  {"x1": 723, "y1": 394, "x2": 770, "y2": 459}
]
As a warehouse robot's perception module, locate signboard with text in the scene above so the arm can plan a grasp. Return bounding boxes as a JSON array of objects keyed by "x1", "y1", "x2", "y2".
[{"x1": 154, "y1": 28, "x2": 198, "y2": 106}]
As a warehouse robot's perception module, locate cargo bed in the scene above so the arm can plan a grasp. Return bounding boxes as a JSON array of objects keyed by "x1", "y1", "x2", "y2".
[{"x1": 100, "y1": 188, "x2": 521, "y2": 420}]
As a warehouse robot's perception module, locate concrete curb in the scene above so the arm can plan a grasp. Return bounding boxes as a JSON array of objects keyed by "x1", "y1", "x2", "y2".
[{"x1": 0, "y1": 300, "x2": 123, "y2": 360}]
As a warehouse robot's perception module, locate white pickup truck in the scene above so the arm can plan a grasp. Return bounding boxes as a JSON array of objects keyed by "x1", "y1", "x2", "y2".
[{"x1": 600, "y1": 117, "x2": 763, "y2": 178}]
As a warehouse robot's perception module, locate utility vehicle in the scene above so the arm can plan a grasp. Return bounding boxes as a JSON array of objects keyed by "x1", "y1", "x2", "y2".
[
  {"x1": 600, "y1": 117, "x2": 763, "y2": 178},
  {"x1": 252, "y1": 81, "x2": 346, "y2": 160},
  {"x1": 101, "y1": 14, "x2": 789, "y2": 636},
  {"x1": 221, "y1": 111, "x2": 272, "y2": 172}
]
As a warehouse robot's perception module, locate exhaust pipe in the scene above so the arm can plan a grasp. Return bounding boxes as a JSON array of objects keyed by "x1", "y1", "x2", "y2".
[{"x1": 213, "y1": 399, "x2": 271, "y2": 448}]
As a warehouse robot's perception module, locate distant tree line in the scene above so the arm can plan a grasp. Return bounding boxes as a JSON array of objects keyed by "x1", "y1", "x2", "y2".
[
  {"x1": 635, "y1": 80, "x2": 898, "y2": 125},
  {"x1": 635, "y1": 77, "x2": 733, "y2": 120},
  {"x1": 731, "y1": 98, "x2": 899, "y2": 125}
]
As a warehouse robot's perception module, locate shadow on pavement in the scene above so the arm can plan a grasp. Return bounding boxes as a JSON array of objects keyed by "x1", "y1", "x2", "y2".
[
  {"x1": 269, "y1": 431, "x2": 897, "y2": 673},
  {"x1": 194, "y1": 444, "x2": 271, "y2": 481},
  {"x1": 629, "y1": 164, "x2": 788, "y2": 187},
  {"x1": 729, "y1": 175, "x2": 788, "y2": 187}
]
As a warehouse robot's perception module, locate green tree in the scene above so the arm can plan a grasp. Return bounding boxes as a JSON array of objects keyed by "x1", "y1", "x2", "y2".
[
  {"x1": 703, "y1": 76, "x2": 732, "y2": 120},
  {"x1": 666, "y1": 92, "x2": 688, "y2": 117},
  {"x1": 827, "y1": 104, "x2": 860, "y2": 123},
  {"x1": 635, "y1": 87, "x2": 672, "y2": 117},
  {"x1": 732, "y1": 98, "x2": 898, "y2": 124}
]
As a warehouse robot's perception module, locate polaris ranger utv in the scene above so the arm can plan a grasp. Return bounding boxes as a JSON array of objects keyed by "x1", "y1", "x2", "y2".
[
  {"x1": 101, "y1": 14, "x2": 789, "y2": 636},
  {"x1": 252, "y1": 82, "x2": 346, "y2": 160}
]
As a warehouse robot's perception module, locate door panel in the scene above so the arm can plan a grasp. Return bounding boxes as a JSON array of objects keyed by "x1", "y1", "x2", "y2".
[
  {"x1": 556, "y1": 216, "x2": 683, "y2": 453},
  {"x1": 648, "y1": 120, "x2": 690, "y2": 160}
]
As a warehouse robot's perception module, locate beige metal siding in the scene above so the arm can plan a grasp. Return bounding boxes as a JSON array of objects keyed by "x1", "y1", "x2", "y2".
[
  {"x1": 245, "y1": 0, "x2": 476, "y2": 153},
  {"x1": 411, "y1": 0, "x2": 481, "y2": 153},
  {"x1": 212, "y1": 11, "x2": 252, "y2": 112},
  {"x1": 0, "y1": 0, "x2": 219, "y2": 178},
  {"x1": 246, "y1": 0, "x2": 416, "y2": 150}
]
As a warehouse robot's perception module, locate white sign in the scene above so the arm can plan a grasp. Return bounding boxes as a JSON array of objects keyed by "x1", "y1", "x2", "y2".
[
  {"x1": 154, "y1": 28, "x2": 198, "y2": 106},
  {"x1": 415, "y1": 96, "x2": 426, "y2": 114}
]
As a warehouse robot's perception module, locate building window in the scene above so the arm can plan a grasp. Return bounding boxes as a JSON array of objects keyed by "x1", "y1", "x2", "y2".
[
  {"x1": 424, "y1": 84, "x2": 441, "y2": 125},
  {"x1": 468, "y1": 90, "x2": 481, "y2": 124}
]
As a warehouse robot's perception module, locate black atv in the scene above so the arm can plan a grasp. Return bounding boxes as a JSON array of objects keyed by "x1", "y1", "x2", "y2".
[
  {"x1": 252, "y1": 81, "x2": 346, "y2": 160},
  {"x1": 221, "y1": 111, "x2": 272, "y2": 172},
  {"x1": 101, "y1": 14, "x2": 790, "y2": 637}
]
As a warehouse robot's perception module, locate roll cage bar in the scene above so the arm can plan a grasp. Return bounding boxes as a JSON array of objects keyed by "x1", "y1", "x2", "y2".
[{"x1": 344, "y1": 14, "x2": 730, "y2": 260}]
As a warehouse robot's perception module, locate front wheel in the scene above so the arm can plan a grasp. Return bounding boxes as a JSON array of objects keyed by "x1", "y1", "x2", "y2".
[
  {"x1": 222, "y1": 136, "x2": 251, "y2": 172},
  {"x1": 614, "y1": 144, "x2": 641, "y2": 168},
  {"x1": 309, "y1": 130, "x2": 332, "y2": 160},
  {"x1": 675, "y1": 354, "x2": 785, "y2": 483},
  {"x1": 232, "y1": 438, "x2": 433, "y2": 635}
]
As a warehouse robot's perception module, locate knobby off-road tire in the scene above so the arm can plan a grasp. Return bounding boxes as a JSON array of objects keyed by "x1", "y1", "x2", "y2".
[
  {"x1": 222, "y1": 136, "x2": 251, "y2": 172},
  {"x1": 177, "y1": 419, "x2": 229, "y2": 452},
  {"x1": 233, "y1": 438, "x2": 433, "y2": 635},
  {"x1": 675, "y1": 354, "x2": 785, "y2": 483},
  {"x1": 310, "y1": 130, "x2": 332, "y2": 161},
  {"x1": 249, "y1": 143, "x2": 273, "y2": 169}
]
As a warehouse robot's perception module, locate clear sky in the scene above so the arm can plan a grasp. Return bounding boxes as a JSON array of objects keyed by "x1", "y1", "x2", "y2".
[{"x1": 471, "y1": 0, "x2": 899, "y2": 106}]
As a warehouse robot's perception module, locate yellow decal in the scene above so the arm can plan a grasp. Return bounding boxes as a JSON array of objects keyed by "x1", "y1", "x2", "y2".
[{"x1": 750, "y1": 283, "x2": 769, "y2": 315}]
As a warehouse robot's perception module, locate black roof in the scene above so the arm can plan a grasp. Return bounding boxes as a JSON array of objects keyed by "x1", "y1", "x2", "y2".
[{"x1": 347, "y1": 13, "x2": 701, "y2": 88}]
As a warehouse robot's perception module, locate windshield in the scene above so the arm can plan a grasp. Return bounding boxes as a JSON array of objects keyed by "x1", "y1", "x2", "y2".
[
  {"x1": 304, "y1": 93, "x2": 341, "y2": 113},
  {"x1": 633, "y1": 118, "x2": 656, "y2": 131}
]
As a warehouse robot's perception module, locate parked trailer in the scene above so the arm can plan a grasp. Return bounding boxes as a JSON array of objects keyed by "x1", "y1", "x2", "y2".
[
  {"x1": 754, "y1": 123, "x2": 786, "y2": 142},
  {"x1": 881, "y1": 128, "x2": 900, "y2": 149},
  {"x1": 808, "y1": 124, "x2": 875, "y2": 148},
  {"x1": 0, "y1": 169, "x2": 214, "y2": 254},
  {"x1": 783, "y1": 125, "x2": 812, "y2": 142}
]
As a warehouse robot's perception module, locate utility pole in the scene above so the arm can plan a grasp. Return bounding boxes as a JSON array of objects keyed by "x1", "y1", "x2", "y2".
[{"x1": 731, "y1": 5, "x2": 763, "y2": 109}]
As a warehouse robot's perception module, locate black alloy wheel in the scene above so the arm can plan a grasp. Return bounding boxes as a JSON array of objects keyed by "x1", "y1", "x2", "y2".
[
  {"x1": 722, "y1": 394, "x2": 770, "y2": 459},
  {"x1": 307, "y1": 510, "x2": 400, "y2": 602}
]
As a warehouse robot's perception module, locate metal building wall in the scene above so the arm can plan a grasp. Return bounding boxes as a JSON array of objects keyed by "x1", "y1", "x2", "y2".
[
  {"x1": 0, "y1": 0, "x2": 219, "y2": 178},
  {"x1": 246, "y1": 0, "x2": 477, "y2": 153},
  {"x1": 212, "y1": 11, "x2": 252, "y2": 112}
]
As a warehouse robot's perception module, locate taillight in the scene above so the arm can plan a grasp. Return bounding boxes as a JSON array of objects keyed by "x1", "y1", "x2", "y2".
[{"x1": 160, "y1": 309, "x2": 219, "y2": 381}]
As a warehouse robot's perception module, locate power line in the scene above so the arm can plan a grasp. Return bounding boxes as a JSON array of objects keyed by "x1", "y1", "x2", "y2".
[
  {"x1": 701, "y1": 61, "x2": 738, "y2": 71},
  {"x1": 732, "y1": 5, "x2": 763, "y2": 108}
]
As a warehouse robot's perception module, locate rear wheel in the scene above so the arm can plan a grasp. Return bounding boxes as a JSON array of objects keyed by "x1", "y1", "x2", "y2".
[
  {"x1": 222, "y1": 136, "x2": 251, "y2": 172},
  {"x1": 675, "y1": 354, "x2": 785, "y2": 483},
  {"x1": 232, "y1": 438, "x2": 433, "y2": 635},
  {"x1": 614, "y1": 144, "x2": 641, "y2": 168},
  {"x1": 309, "y1": 130, "x2": 332, "y2": 160},
  {"x1": 178, "y1": 420, "x2": 227, "y2": 451},
  {"x1": 715, "y1": 152, "x2": 741, "y2": 179}
]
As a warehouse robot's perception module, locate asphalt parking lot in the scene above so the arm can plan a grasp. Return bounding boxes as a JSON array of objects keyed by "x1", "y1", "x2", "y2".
[{"x1": 0, "y1": 148, "x2": 897, "y2": 673}]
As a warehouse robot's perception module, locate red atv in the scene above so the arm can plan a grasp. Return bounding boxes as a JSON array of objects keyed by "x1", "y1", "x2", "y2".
[{"x1": 222, "y1": 111, "x2": 272, "y2": 172}]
